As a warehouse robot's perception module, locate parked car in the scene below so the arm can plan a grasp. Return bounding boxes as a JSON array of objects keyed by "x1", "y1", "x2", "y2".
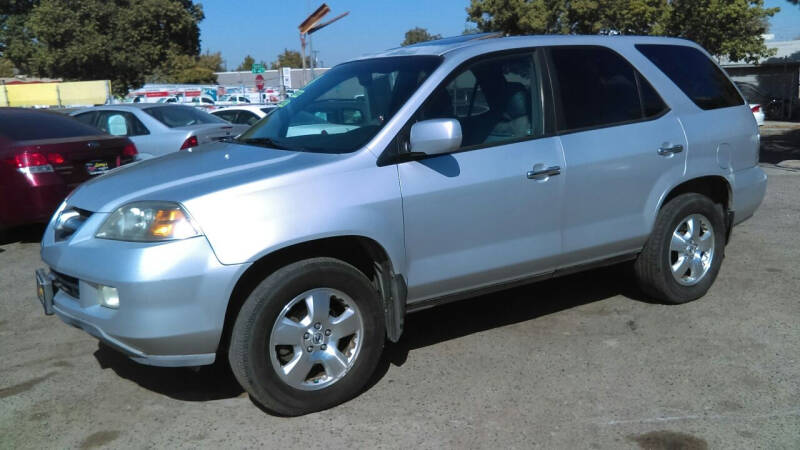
[
  {"x1": 734, "y1": 82, "x2": 769, "y2": 126},
  {"x1": 71, "y1": 104, "x2": 249, "y2": 159},
  {"x1": 0, "y1": 108, "x2": 137, "y2": 229},
  {"x1": 218, "y1": 95, "x2": 251, "y2": 105},
  {"x1": 211, "y1": 105, "x2": 277, "y2": 126},
  {"x1": 37, "y1": 35, "x2": 766, "y2": 416}
]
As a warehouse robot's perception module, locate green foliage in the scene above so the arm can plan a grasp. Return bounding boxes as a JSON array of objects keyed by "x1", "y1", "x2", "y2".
[
  {"x1": 269, "y1": 49, "x2": 309, "y2": 69},
  {"x1": 236, "y1": 54, "x2": 255, "y2": 71},
  {"x1": 0, "y1": 0, "x2": 204, "y2": 95},
  {"x1": 0, "y1": 57, "x2": 15, "y2": 77},
  {"x1": 467, "y1": 0, "x2": 778, "y2": 63},
  {"x1": 401, "y1": 27, "x2": 442, "y2": 46},
  {"x1": 150, "y1": 51, "x2": 223, "y2": 84}
]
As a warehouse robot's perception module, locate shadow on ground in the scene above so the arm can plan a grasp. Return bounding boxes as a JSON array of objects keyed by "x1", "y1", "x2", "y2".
[
  {"x1": 0, "y1": 224, "x2": 46, "y2": 246},
  {"x1": 94, "y1": 344, "x2": 244, "y2": 401},
  {"x1": 91, "y1": 263, "x2": 649, "y2": 407},
  {"x1": 760, "y1": 128, "x2": 800, "y2": 165}
]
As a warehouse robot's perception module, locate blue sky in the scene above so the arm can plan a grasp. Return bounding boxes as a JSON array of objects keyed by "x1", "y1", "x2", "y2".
[{"x1": 200, "y1": 0, "x2": 800, "y2": 70}]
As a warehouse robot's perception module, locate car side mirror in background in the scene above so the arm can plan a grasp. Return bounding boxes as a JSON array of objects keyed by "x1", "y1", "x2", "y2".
[{"x1": 410, "y1": 118, "x2": 462, "y2": 156}]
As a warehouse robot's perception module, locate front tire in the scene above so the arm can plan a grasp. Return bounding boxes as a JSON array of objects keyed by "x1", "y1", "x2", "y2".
[
  {"x1": 228, "y1": 257, "x2": 385, "y2": 416},
  {"x1": 634, "y1": 193, "x2": 726, "y2": 304}
]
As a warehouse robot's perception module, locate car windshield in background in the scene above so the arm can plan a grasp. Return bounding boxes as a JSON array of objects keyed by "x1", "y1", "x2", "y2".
[
  {"x1": 0, "y1": 109, "x2": 102, "y2": 141},
  {"x1": 238, "y1": 55, "x2": 442, "y2": 153},
  {"x1": 144, "y1": 105, "x2": 227, "y2": 128}
]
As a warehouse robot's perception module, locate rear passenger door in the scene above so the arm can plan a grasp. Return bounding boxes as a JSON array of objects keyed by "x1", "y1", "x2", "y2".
[{"x1": 547, "y1": 46, "x2": 688, "y2": 266}]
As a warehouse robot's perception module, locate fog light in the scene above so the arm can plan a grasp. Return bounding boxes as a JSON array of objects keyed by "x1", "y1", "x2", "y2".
[{"x1": 98, "y1": 285, "x2": 119, "y2": 309}]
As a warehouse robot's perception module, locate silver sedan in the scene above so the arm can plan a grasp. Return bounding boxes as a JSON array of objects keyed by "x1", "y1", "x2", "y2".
[{"x1": 71, "y1": 104, "x2": 250, "y2": 159}]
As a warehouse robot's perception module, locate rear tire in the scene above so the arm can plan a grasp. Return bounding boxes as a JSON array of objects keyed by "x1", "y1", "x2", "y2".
[
  {"x1": 634, "y1": 193, "x2": 726, "y2": 304},
  {"x1": 228, "y1": 257, "x2": 384, "y2": 416}
]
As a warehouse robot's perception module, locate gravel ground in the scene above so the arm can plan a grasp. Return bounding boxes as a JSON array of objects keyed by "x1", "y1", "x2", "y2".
[{"x1": 1, "y1": 129, "x2": 798, "y2": 449}]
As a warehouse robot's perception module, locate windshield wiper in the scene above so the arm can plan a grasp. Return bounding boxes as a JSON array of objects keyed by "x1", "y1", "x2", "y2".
[{"x1": 236, "y1": 137, "x2": 290, "y2": 150}]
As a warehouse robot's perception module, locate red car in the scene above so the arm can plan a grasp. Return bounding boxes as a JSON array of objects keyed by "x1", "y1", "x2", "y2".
[{"x1": 0, "y1": 108, "x2": 138, "y2": 229}]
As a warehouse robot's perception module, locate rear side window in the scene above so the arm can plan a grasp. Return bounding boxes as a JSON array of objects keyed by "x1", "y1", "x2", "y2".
[
  {"x1": 95, "y1": 111, "x2": 150, "y2": 136},
  {"x1": 0, "y1": 110, "x2": 102, "y2": 141},
  {"x1": 144, "y1": 105, "x2": 226, "y2": 128},
  {"x1": 549, "y1": 46, "x2": 668, "y2": 132},
  {"x1": 636, "y1": 44, "x2": 744, "y2": 110}
]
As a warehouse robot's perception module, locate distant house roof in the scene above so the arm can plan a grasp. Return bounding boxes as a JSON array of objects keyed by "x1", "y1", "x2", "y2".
[{"x1": 721, "y1": 40, "x2": 800, "y2": 68}]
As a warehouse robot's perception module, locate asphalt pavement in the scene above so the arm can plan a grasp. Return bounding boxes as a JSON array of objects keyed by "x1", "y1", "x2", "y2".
[{"x1": 1, "y1": 127, "x2": 798, "y2": 449}]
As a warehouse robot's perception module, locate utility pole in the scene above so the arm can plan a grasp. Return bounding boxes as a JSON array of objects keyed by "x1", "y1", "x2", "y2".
[{"x1": 298, "y1": 4, "x2": 348, "y2": 86}]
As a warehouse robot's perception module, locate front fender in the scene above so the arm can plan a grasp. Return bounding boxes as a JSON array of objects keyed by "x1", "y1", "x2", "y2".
[{"x1": 184, "y1": 158, "x2": 406, "y2": 277}]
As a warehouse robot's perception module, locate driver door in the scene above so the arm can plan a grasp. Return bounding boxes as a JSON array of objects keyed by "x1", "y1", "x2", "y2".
[{"x1": 396, "y1": 50, "x2": 566, "y2": 303}]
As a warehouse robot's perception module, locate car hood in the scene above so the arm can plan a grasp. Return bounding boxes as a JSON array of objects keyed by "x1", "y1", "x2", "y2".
[{"x1": 68, "y1": 142, "x2": 344, "y2": 213}]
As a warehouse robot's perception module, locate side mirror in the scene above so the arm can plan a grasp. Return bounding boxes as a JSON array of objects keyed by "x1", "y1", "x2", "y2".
[{"x1": 409, "y1": 118, "x2": 462, "y2": 156}]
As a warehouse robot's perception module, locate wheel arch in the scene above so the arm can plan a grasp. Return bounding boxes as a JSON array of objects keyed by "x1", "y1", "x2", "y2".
[
  {"x1": 219, "y1": 235, "x2": 407, "y2": 357},
  {"x1": 657, "y1": 175, "x2": 733, "y2": 240}
]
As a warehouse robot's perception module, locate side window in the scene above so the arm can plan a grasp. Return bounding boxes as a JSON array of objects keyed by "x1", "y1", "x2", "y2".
[
  {"x1": 419, "y1": 52, "x2": 544, "y2": 148},
  {"x1": 213, "y1": 111, "x2": 238, "y2": 123},
  {"x1": 95, "y1": 111, "x2": 149, "y2": 136},
  {"x1": 238, "y1": 111, "x2": 260, "y2": 125},
  {"x1": 638, "y1": 73, "x2": 669, "y2": 118},
  {"x1": 550, "y1": 46, "x2": 655, "y2": 131},
  {"x1": 73, "y1": 112, "x2": 97, "y2": 127},
  {"x1": 636, "y1": 44, "x2": 744, "y2": 110}
]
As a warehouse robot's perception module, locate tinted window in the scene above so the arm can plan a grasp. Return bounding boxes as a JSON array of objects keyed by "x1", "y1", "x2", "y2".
[
  {"x1": 95, "y1": 111, "x2": 149, "y2": 136},
  {"x1": 212, "y1": 110, "x2": 239, "y2": 123},
  {"x1": 638, "y1": 73, "x2": 669, "y2": 118},
  {"x1": 73, "y1": 111, "x2": 98, "y2": 127},
  {"x1": 419, "y1": 52, "x2": 544, "y2": 148},
  {"x1": 144, "y1": 105, "x2": 226, "y2": 128},
  {"x1": 636, "y1": 44, "x2": 744, "y2": 110},
  {"x1": 0, "y1": 109, "x2": 102, "y2": 141},
  {"x1": 239, "y1": 56, "x2": 441, "y2": 153},
  {"x1": 238, "y1": 111, "x2": 260, "y2": 125},
  {"x1": 551, "y1": 46, "x2": 658, "y2": 131}
]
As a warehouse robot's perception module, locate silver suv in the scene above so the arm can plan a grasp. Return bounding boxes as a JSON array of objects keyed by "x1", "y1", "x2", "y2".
[{"x1": 37, "y1": 35, "x2": 766, "y2": 415}]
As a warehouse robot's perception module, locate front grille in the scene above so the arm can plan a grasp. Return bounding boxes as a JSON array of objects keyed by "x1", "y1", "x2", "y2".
[
  {"x1": 51, "y1": 270, "x2": 79, "y2": 299},
  {"x1": 54, "y1": 208, "x2": 92, "y2": 242}
]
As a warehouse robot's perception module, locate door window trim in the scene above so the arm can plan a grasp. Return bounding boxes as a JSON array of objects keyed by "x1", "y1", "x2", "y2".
[
  {"x1": 378, "y1": 47, "x2": 557, "y2": 166},
  {"x1": 545, "y1": 45, "x2": 671, "y2": 136}
]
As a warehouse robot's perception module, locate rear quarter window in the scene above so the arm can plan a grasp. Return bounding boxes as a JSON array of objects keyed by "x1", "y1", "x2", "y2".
[{"x1": 636, "y1": 44, "x2": 744, "y2": 110}]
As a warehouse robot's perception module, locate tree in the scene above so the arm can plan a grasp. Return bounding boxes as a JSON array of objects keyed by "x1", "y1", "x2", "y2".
[
  {"x1": 236, "y1": 54, "x2": 255, "y2": 72},
  {"x1": 149, "y1": 51, "x2": 223, "y2": 84},
  {"x1": 466, "y1": 0, "x2": 778, "y2": 63},
  {"x1": 269, "y1": 49, "x2": 309, "y2": 69},
  {"x1": 1, "y1": 0, "x2": 205, "y2": 95},
  {"x1": 402, "y1": 27, "x2": 442, "y2": 46},
  {"x1": 0, "y1": 57, "x2": 14, "y2": 77}
]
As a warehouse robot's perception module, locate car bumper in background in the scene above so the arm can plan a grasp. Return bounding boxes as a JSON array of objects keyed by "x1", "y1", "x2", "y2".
[
  {"x1": 0, "y1": 182, "x2": 69, "y2": 227},
  {"x1": 40, "y1": 223, "x2": 248, "y2": 367}
]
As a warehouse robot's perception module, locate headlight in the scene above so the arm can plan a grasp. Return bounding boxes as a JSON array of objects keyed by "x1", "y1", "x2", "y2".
[{"x1": 96, "y1": 201, "x2": 201, "y2": 242}]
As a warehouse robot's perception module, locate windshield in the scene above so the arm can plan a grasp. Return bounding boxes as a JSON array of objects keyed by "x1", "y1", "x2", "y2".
[
  {"x1": 144, "y1": 105, "x2": 227, "y2": 127},
  {"x1": 237, "y1": 55, "x2": 442, "y2": 153}
]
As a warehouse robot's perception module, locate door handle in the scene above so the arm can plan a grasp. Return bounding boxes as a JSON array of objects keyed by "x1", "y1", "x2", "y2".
[
  {"x1": 527, "y1": 165, "x2": 561, "y2": 180},
  {"x1": 658, "y1": 144, "x2": 684, "y2": 156}
]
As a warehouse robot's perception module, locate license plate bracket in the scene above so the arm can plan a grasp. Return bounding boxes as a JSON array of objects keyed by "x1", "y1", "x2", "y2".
[{"x1": 35, "y1": 268, "x2": 54, "y2": 315}]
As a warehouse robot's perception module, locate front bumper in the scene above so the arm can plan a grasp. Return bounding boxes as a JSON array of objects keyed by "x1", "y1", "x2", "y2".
[{"x1": 40, "y1": 213, "x2": 248, "y2": 367}]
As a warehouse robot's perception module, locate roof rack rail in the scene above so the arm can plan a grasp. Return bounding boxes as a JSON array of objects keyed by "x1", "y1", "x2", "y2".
[{"x1": 404, "y1": 32, "x2": 504, "y2": 48}]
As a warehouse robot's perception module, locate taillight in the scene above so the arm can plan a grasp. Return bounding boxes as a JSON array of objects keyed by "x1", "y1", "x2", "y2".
[
  {"x1": 180, "y1": 136, "x2": 199, "y2": 150},
  {"x1": 47, "y1": 153, "x2": 65, "y2": 165},
  {"x1": 6, "y1": 151, "x2": 54, "y2": 174},
  {"x1": 751, "y1": 105, "x2": 761, "y2": 113},
  {"x1": 123, "y1": 142, "x2": 138, "y2": 157}
]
